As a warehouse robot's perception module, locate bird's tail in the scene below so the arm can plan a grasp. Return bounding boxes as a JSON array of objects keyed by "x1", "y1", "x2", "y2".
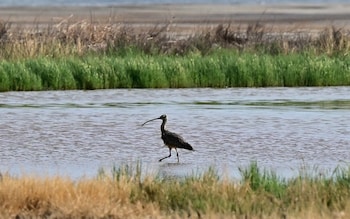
[{"x1": 182, "y1": 142, "x2": 194, "y2": 151}]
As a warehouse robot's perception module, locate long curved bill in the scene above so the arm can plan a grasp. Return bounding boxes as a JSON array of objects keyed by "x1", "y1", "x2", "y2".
[{"x1": 141, "y1": 117, "x2": 160, "y2": 126}]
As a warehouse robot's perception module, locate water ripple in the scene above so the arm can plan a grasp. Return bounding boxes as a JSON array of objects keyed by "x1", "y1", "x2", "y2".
[{"x1": 0, "y1": 87, "x2": 350, "y2": 179}]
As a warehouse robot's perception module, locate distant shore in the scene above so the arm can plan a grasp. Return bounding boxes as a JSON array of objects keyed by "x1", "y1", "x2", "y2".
[{"x1": 1, "y1": 3, "x2": 350, "y2": 34}]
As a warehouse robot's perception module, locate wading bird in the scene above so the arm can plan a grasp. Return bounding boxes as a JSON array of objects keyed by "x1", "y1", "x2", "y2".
[{"x1": 142, "y1": 114, "x2": 193, "y2": 162}]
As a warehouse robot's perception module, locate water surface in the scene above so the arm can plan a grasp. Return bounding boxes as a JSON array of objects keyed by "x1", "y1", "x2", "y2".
[{"x1": 0, "y1": 87, "x2": 349, "y2": 179}]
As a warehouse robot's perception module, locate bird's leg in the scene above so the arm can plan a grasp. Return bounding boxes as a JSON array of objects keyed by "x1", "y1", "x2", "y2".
[
  {"x1": 159, "y1": 148, "x2": 172, "y2": 162},
  {"x1": 175, "y1": 148, "x2": 179, "y2": 163}
]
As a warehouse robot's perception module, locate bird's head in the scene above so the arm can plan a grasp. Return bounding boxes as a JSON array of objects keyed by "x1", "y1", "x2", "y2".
[
  {"x1": 142, "y1": 114, "x2": 167, "y2": 126},
  {"x1": 159, "y1": 114, "x2": 167, "y2": 120}
]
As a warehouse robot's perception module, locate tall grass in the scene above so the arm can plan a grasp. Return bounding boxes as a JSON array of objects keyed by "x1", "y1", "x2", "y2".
[
  {"x1": 2, "y1": 20, "x2": 350, "y2": 59},
  {"x1": 0, "y1": 21, "x2": 350, "y2": 91},
  {"x1": 0, "y1": 163, "x2": 350, "y2": 218},
  {"x1": 0, "y1": 50, "x2": 350, "y2": 91}
]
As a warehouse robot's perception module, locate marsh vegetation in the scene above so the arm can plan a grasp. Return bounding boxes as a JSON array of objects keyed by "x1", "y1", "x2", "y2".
[
  {"x1": 1, "y1": 18, "x2": 350, "y2": 218},
  {"x1": 0, "y1": 21, "x2": 350, "y2": 91}
]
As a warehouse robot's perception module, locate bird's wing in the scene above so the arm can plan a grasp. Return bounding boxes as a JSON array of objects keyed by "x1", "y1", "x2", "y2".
[{"x1": 163, "y1": 130, "x2": 193, "y2": 150}]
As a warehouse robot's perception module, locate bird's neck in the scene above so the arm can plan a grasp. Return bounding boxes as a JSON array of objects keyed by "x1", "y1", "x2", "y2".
[{"x1": 161, "y1": 119, "x2": 166, "y2": 133}]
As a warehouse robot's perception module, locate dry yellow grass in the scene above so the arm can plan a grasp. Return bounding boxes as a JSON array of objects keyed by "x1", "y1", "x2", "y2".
[
  {"x1": 1, "y1": 18, "x2": 350, "y2": 60},
  {"x1": 1, "y1": 4, "x2": 350, "y2": 59},
  {"x1": 0, "y1": 174, "x2": 162, "y2": 218},
  {"x1": 0, "y1": 171, "x2": 348, "y2": 219},
  {"x1": 0, "y1": 4, "x2": 350, "y2": 60}
]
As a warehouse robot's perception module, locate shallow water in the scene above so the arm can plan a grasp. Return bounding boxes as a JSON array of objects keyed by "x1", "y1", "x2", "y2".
[{"x1": 0, "y1": 87, "x2": 350, "y2": 179}]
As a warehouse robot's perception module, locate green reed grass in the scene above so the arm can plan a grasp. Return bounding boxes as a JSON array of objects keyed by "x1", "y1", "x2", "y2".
[{"x1": 1, "y1": 50, "x2": 350, "y2": 91}]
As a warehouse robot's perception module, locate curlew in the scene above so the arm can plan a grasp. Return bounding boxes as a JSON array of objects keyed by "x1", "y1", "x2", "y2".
[{"x1": 142, "y1": 114, "x2": 194, "y2": 162}]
